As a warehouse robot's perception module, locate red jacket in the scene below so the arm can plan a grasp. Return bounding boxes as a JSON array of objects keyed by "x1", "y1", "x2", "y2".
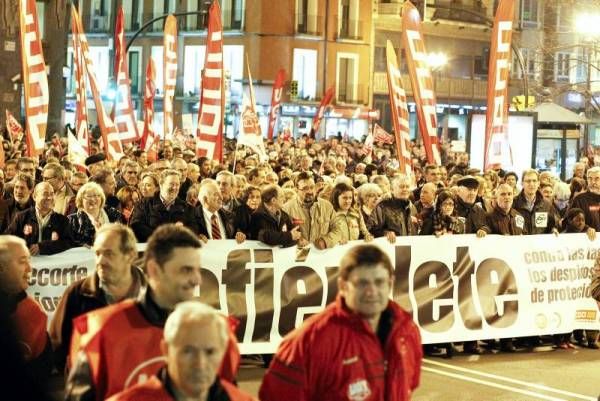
[
  {"x1": 66, "y1": 294, "x2": 240, "y2": 401},
  {"x1": 106, "y1": 373, "x2": 255, "y2": 401},
  {"x1": 259, "y1": 295, "x2": 422, "y2": 401},
  {"x1": 13, "y1": 294, "x2": 48, "y2": 362}
]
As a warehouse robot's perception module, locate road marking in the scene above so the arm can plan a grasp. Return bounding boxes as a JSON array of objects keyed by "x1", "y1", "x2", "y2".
[
  {"x1": 423, "y1": 359, "x2": 596, "y2": 401},
  {"x1": 422, "y1": 366, "x2": 569, "y2": 401}
]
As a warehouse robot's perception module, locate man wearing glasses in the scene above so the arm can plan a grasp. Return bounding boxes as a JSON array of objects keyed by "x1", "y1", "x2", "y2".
[
  {"x1": 260, "y1": 244, "x2": 422, "y2": 401},
  {"x1": 571, "y1": 166, "x2": 600, "y2": 231},
  {"x1": 282, "y1": 171, "x2": 339, "y2": 249},
  {"x1": 42, "y1": 162, "x2": 74, "y2": 216}
]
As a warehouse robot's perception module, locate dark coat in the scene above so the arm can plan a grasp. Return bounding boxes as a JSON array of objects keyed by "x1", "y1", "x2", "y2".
[
  {"x1": 233, "y1": 203, "x2": 255, "y2": 237},
  {"x1": 454, "y1": 197, "x2": 486, "y2": 234},
  {"x1": 6, "y1": 207, "x2": 73, "y2": 255},
  {"x1": 3, "y1": 196, "x2": 34, "y2": 232},
  {"x1": 481, "y1": 207, "x2": 527, "y2": 235},
  {"x1": 371, "y1": 197, "x2": 418, "y2": 237},
  {"x1": 513, "y1": 191, "x2": 558, "y2": 235},
  {"x1": 130, "y1": 194, "x2": 202, "y2": 242},
  {"x1": 67, "y1": 208, "x2": 125, "y2": 246},
  {"x1": 197, "y1": 207, "x2": 236, "y2": 239},
  {"x1": 250, "y1": 205, "x2": 297, "y2": 247}
]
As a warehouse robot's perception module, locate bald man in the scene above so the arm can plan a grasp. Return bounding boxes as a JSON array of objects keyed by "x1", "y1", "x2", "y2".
[
  {"x1": 0, "y1": 235, "x2": 52, "y2": 377},
  {"x1": 6, "y1": 182, "x2": 73, "y2": 255}
]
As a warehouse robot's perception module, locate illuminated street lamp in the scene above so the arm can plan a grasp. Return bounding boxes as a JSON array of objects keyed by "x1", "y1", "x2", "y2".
[{"x1": 427, "y1": 52, "x2": 448, "y2": 71}]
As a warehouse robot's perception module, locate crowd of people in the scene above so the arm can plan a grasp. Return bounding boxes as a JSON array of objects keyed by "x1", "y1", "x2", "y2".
[{"x1": 1, "y1": 129, "x2": 600, "y2": 400}]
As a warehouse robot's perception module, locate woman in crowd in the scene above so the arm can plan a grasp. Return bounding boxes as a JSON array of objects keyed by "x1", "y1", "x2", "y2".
[
  {"x1": 329, "y1": 182, "x2": 373, "y2": 244},
  {"x1": 561, "y1": 208, "x2": 598, "y2": 349},
  {"x1": 67, "y1": 182, "x2": 124, "y2": 246},
  {"x1": 553, "y1": 181, "x2": 571, "y2": 219},
  {"x1": 357, "y1": 183, "x2": 382, "y2": 235},
  {"x1": 234, "y1": 185, "x2": 261, "y2": 238},
  {"x1": 139, "y1": 172, "x2": 159, "y2": 199},
  {"x1": 115, "y1": 185, "x2": 141, "y2": 224},
  {"x1": 420, "y1": 190, "x2": 465, "y2": 236},
  {"x1": 185, "y1": 184, "x2": 200, "y2": 208}
]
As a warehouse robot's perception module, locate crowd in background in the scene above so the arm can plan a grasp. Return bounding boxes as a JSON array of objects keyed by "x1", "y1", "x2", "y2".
[{"x1": 1, "y1": 128, "x2": 599, "y2": 360}]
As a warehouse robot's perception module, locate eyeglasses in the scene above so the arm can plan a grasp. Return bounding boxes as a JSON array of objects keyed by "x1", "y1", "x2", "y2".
[
  {"x1": 42, "y1": 175, "x2": 57, "y2": 181},
  {"x1": 297, "y1": 185, "x2": 315, "y2": 192},
  {"x1": 83, "y1": 194, "x2": 101, "y2": 200}
]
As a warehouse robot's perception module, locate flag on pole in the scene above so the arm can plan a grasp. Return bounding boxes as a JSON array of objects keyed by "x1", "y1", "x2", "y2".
[
  {"x1": 196, "y1": 0, "x2": 224, "y2": 162},
  {"x1": 360, "y1": 131, "x2": 374, "y2": 158},
  {"x1": 385, "y1": 41, "x2": 413, "y2": 179},
  {"x1": 373, "y1": 123, "x2": 394, "y2": 144},
  {"x1": 5, "y1": 110, "x2": 24, "y2": 143},
  {"x1": 238, "y1": 62, "x2": 268, "y2": 161},
  {"x1": 71, "y1": 7, "x2": 124, "y2": 161},
  {"x1": 312, "y1": 86, "x2": 335, "y2": 135},
  {"x1": 67, "y1": 131, "x2": 87, "y2": 170},
  {"x1": 402, "y1": 2, "x2": 441, "y2": 165},
  {"x1": 141, "y1": 58, "x2": 158, "y2": 162},
  {"x1": 71, "y1": 23, "x2": 90, "y2": 156},
  {"x1": 163, "y1": 15, "x2": 177, "y2": 141},
  {"x1": 484, "y1": 0, "x2": 515, "y2": 170},
  {"x1": 18, "y1": 0, "x2": 49, "y2": 157},
  {"x1": 113, "y1": 6, "x2": 139, "y2": 144},
  {"x1": 267, "y1": 69, "x2": 285, "y2": 140}
]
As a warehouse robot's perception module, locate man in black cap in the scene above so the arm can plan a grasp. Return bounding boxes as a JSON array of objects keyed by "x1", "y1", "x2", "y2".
[
  {"x1": 454, "y1": 175, "x2": 486, "y2": 355},
  {"x1": 84, "y1": 153, "x2": 106, "y2": 176}
]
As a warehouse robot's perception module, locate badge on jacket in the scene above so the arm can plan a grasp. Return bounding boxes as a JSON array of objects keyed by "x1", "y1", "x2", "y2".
[
  {"x1": 292, "y1": 218, "x2": 304, "y2": 226},
  {"x1": 51, "y1": 231, "x2": 59, "y2": 241},
  {"x1": 23, "y1": 224, "x2": 33, "y2": 236},
  {"x1": 348, "y1": 379, "x2": 371, "y2": 401},
  {"x1": 534, "y1": 212, "x2": 548, "y2": 228},
  {"x1": 282, "y1": 224, "x2": 287, "y2": 232},
  {"x1": 515, "y1": 215, "x2": 525, "y2": 229}
]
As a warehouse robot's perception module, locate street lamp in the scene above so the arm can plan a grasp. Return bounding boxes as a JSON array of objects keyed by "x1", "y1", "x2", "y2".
[{"x1": 426, "y1": 52, "x2": 448, "y2": 71}]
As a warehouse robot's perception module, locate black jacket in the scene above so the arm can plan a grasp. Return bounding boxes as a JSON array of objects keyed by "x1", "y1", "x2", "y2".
[
  {"x1": 481, "y1": 206, "x2": 527, "y2": 235},
  {"x1": 513, "y1": 191, "x2": 558, "y2": 235},
  {"x1": 67, "y1": 208, "x2": 124, "y2": 246},
  {"x1": 197, "y1": 207, "x2": 236, "y2": 239},
  {"x1": 233, "y1": 203, "x2": 255, "y2": 237},
  {"x1": 130, "y1": 194, "x2": 202, "y2": 242},
  {"x1": 454, "y1": 197, "x2": 486, "y2": 234},
  {"x1": 6, "y1": 208, "x2": 73, "y2": 254},
  {"x1": 250, "y1": 205, "x2": 297, "y2": 247}
]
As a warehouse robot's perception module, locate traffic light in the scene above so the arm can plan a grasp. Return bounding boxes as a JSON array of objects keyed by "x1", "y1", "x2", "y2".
[{"x1": 290, "y1": 80, "x2": 298, "y2": 100}]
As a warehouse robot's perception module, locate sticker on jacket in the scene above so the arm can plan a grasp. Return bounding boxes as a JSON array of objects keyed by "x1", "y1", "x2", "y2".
[
  {"x1": 347, "y1": 379, "x2": 371, "y2": 401},
  {"x1": 515, "y1": 215, "x2": 525, "y2": 229},
  {"x1": 534, "y1": 212, "x2": 548, "y2": 228}
]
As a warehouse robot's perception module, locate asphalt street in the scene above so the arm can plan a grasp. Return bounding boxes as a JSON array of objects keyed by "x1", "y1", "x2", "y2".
[{"x1": 236, "y1": 347, "x2": 600, "y2": 401}]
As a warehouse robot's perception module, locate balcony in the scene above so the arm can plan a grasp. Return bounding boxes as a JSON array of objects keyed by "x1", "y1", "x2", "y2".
[
  {"x1": 337, "y1": 84, "x2": 369, "y2": 105},
  {"x1": 430, "y1": 0, "x2": 490, "y2": 25},
  {"x1": 295, "y1": 15, "x2": 323, "y2": 36},
  {"x1": 87, "y1": 15, "x2": 110, "y2": 33},
  {"x1": 372, "y1": 72, "x2": 487, "y2": 100},
  {"x1": 337, "y1": 20, "x2": 364, "y2": 41}
]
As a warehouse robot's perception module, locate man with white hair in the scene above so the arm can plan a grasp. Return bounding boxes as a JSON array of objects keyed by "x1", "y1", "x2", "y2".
[
  {"x1": 571, "y1": 166, "x2": 600, "y2": 231},
  {"x1": 197, "y1": 179, "x2": 244, "y2": 243},
  {"x1": 0, "y1": 235, "x2": 52, "y2": 377},
  {"x1": 107, "y1": 301, "x2": 254, "y2": 401}
]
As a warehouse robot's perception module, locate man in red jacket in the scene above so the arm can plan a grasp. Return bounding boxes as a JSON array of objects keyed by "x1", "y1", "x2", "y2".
[
  {"x1": 65, "y1": 224, "x2": 240, "y2": 401},
  {"x1": 259, "y1": 244, "x2": 422, "y2": 401},
  {"x1": 107, "y1": 301, "x2": 254, "y2": 401}
]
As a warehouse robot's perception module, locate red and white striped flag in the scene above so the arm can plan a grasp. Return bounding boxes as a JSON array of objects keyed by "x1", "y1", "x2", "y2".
[
  {"x1": 163, "y1": 15, "x2": 177, "y2": 140},
  {"x1": 361, "y1": 131, "x2": 374, "y2": 157},
  {"x1": 113, "y1": 6, "x2": 139, "y2": 144},
  {"x1": 5, "y1": 110, "x2": 24, "y2": 143},
  {"x1": 71, "y1": 7, "x2": 124, "y2": 161},
  {"x1": 18, "y1": 0, "x2": 49, "y2": 157},
  {"x1": 71, "y1": 26, "x2": 90, "y2": 157},
  {"x1": 196, "y1": 0, "x2": 224, "y2": 162},
  {"x1": 267, "y1": 69, "x2": 285, "y2": 140},
  {"x1": 141, "y1": 58, "x2": 158, "y2": 162},
  {"x1": 402, "y1": 2, "x2": 441, "y2": 165},
  {"x1": 484, "y1": 0, "x2": 515, "y2": 170},
  {"x1": 312, "y1": 86, "x2": 335, "y2": 136},
  {"x1": 385, "y1": 41, "x2": 413, "y2": 179},
  {"x1": 373, "y1": 123, "x2": 394, "y2": 144}
]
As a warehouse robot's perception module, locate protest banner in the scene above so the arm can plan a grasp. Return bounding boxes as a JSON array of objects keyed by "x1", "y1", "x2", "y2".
[{"x1": 28, "y1": 235, "x2": 600, "y2": 354}]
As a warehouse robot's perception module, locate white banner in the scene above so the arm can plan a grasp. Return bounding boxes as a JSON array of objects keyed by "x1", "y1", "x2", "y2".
[{"x1": 28, "y1": 235, "x2": 600, "y2": 354}]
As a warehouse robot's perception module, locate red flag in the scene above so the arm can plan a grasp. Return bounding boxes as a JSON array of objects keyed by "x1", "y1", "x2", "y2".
[
  {"x1": 163, "y1": 15, "x2": 177, "y2": 140},
  {"x1": 484, "y1": 0, "x2": 515, "y2": 170},
  {"x1": 385, "y1": 41, "x2": 413, "y2": 179},
  {"x1": 71, "y1": 7, "x2": 123, "y2": 161},
  {"x1": 373, "y1": 123, "x2": 394, "y2": 145},
  {"x1": 0, "y1": 139, "x2": 5, "y2": 168},
  {"x1": 5, "y1": 110, "x2": 24, "y2": 143},
  {"x1": 113, "y1": 6, "x2": 139, "y2": 144},
  {"x1": 141, "y1": 58, "x2": 158, "y2": 161},
  {"x1": 18, "y1": 0, "x2": 49, "y2": 157},
  {"x1": 402, "y1": 2, "x2": 441, "y2": 165},
  {"x1": 196, "y1": 0, "x2": 224, "y2": 162},
  {"x1": 361, "y1": 131, "x2": 374, "y2": 157},
  {"x1": 267, "y1": 69, "x2": 285, "y2": 140},
  {"x1": 312, "y1": 86, "x2": 335, "y2": 135},
  {"x1": 71, "y1": 27, "x2": 90, "y2": 157}
]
